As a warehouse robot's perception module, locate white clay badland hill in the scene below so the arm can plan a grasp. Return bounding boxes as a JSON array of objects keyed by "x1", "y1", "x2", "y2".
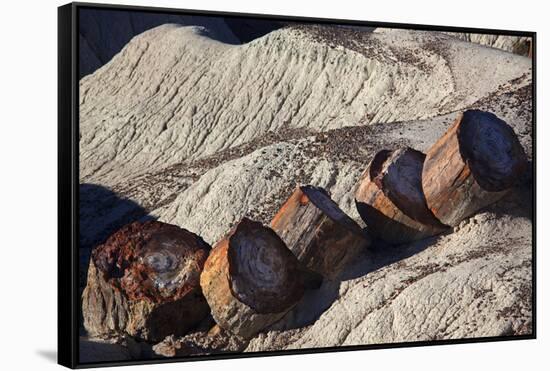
[{"x1": 78, "y1": 24, "x2": 532, "y2": 361}]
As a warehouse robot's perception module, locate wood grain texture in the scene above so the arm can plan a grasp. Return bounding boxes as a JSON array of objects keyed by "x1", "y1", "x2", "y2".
[
  {"x1": 200, "y1": 218, "x2": 304, "y2": 339},
  {"x1": 422, "y1": 110, "x2": 527, "y2": 226},
  {"x1": 271, "y1": 185, "x2": 370, "y2": 279},
  {"x1": 82, "y1": 221, "x2": 210, "y2": 342},
  {"x1": 355, "y1": 148, "x2": 447, "y2": 244}
]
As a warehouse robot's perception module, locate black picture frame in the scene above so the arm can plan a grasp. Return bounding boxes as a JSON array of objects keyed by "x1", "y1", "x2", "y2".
[{"x1": 58, "y1": 2, "x2": 537, "y2": 368}]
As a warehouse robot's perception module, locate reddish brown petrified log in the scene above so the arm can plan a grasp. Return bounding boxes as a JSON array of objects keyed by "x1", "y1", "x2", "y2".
[
  {"x1": 355, "y1": 147, "x2": 447, "y2": 244},
  {"x1": 82, "y1": 221, "x2": 211, "y2": 342},
  {"x1": 200, "y1": 218, "x2": 304, "y2": 339},
  {"x1": 271, "y1": 185, "x2": 370, "y2": 280},
  {"x1": 422, "y1": 110, "x2": 527, "y2": 226}
]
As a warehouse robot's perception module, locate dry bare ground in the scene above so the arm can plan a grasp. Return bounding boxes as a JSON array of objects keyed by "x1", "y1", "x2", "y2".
[{"x1": 78, "y1": 24, "x2": 532, "y2": 360}]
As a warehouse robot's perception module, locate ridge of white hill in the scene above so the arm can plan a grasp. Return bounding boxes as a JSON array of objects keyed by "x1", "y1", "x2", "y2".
[
  {"x1": 79, "y1": 9, "x2": 240, "y2": 77},
  {"x1": 79, "y1": 24, "x2": 531, "y2": 187},
  {"x1": 150, "y1": 77, "x2": 532, "y2": 247},
  {"x1": 443, "y1": 32, "x2": 531, "y2": 56},
  {"x1": 78, "y1": 69, "x2": 531, "y2": 264},
  {"x1": 152, "y1": 141, "x2": 363, "y2": 244},
  {"x1": 374, "y1": 27, "x2": 531, "y2": 56}
]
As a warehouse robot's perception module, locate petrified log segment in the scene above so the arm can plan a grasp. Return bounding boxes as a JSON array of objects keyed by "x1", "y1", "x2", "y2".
[
  {"x1": 422, "y1": 110, "x2": 527, "y2": 226},
  {"x1": 355, "y1": 147, "x2": 447, "y2": 244},
  {"x1": 82, "y1": 221, "x2": 211, "y2": 342},
  {"x1": 200, "y1": 218, "x2": 304, "y2": 339},
  {"x1": 271, "y1": 185, "x2": 370, "y2": 280}
]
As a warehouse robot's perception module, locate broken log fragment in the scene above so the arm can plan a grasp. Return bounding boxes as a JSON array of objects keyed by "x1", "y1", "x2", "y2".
[
  {"x1": 422, "y1": 110, "x2": 527, "y2": 226},
  {"x1": 355, "y1": 147, "x2": 447, "y2": 244},
  {"x1": 200, "y1": 218, "x2": 304, "y2": 339},
  {"x1": 271, "y1": 185, "x2": 370, "y2": 280},
  {"x1": 82, "y1": 221, "x2": 211, "y2": 342}
]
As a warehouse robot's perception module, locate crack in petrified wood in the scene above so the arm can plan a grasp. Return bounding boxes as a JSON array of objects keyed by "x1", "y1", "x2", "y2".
[{"x1": 355, "y1": 147, "x2": 447, "y2": 244}]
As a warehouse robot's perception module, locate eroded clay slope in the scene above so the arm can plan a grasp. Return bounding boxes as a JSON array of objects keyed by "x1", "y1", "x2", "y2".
[
  {"x1": 79, "y1": 24, "x2": 530, "y2": 187},
  {"x1": 150, "y1": 75, "x2": 532, "y2": 246},
  {"x1": 79, "y1": 9, "x2": 239, "y2": 77},
  {"x1": 79, "y1": 73, "x2": 532, "y2": 279},
  {"x1": 442, "y1": 32, "x2": 531, "y2": 56},
  {"x1": 78, "y1": 24, "x2": 533, "y2": 353},
  {"x1": 247, "y1": 191, "x2": 532, "y2": 350}
]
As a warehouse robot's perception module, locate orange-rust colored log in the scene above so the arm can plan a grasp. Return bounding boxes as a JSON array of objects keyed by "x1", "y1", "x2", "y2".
[
  {"x1": 422, "y1": 110, "x2": 527, "y2": 226},
  {"x1": 355, "y1": 147, "x2": 447, "y2": 244},
  {"x1": 271, "y1": 185, "x2": 370, "y2": 280},
  {"x1": 200, "y1": 218, "x2": 304, "y2": 339},
  {"x1": 82, "y1": 221, "x2": 211, "y2": 342}
]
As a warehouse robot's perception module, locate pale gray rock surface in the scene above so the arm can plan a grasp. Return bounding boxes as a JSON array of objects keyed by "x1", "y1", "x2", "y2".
[
  {"x1": 80, "y1": 25, "x2": 530, "y2": 187},
  {"x1": 442, "y1": 32, "x2": 531, "y2": 56},
  {"x1": 247, "y1": 188, "x2": 532, "y2": 350},
  {"x1": 78, "y1": 8, "x2": 290, "y2": 78},
  {"x1": 79, "y1": 8, "x2": 240, "y2": 77},
  {"x1": 79, "y1": 23, "x2": 533, "y2": 354},
  {"x1": 152, "y1": 331, "x2": 247, "y2": 357}
]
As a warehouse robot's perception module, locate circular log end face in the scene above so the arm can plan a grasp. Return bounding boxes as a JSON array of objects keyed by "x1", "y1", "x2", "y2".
[
  {"x1": 227, "y1": 218, "x2": 304, "y2": 314},
  {"x1": 91, "y1": 221, "x2": 210, "y2": 304},
  {"x1": 458, "y1": 110, "x2": 527, "y2": 192},
  {"x1": 357, "y1": 148, "x2": 444, "y2": 229},
  {"x1": 301, "y1": 185, "x2": 367, "y2": 239},
  {"x1": 379, "y1": 148, "x2": 443, "y2": 226}
]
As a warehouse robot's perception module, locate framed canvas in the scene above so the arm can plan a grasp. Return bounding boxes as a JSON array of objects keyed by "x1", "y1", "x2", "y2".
[{"x1": 58, "y1": 2, "x2": 536, "y2": 368}]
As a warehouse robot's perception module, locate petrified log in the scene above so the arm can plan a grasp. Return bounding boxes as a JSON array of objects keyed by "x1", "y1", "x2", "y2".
[
  {"x1": 200, "y1": 218, "x2": 304, "y2": 339},
  {"x1": 422, "y1": 110, "x2": 527, "y2": 226},
  {"x1": 271, "y1": 185, "x2": 370, "y2": 280},
  {"x1": 355, "y1": 147, "x2": 447, "y2": 244},
  {"x1": 82, "y1": 221, "x2": 211, "y2": 342}
]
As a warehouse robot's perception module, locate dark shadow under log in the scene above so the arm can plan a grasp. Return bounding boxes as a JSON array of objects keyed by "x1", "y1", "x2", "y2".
[
  {"x1": 82, "y1": 221, "x2": 211, "y2": 342},
  {"x1": 422, "y1": 110, "x2": 527, "y2": 226},
  {"x1": 271, "y1": 185, "x2": 370, "y2": 280},
  {"x1": 200, "y1": 218, "x2": 304, "y2": 339},
  {"x1": 355, "y1": 147, "x2": 447, "y2": 244}
]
